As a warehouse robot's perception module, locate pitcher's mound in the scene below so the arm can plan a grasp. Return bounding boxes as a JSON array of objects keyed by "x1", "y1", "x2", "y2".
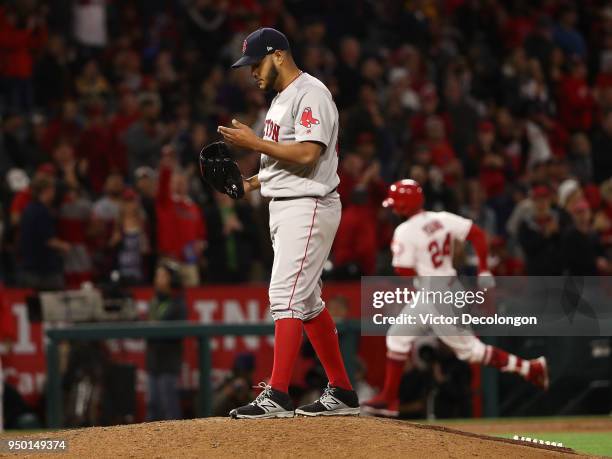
[{"x1": 1, "y1": 417, "x2": 582, "y2": 458}]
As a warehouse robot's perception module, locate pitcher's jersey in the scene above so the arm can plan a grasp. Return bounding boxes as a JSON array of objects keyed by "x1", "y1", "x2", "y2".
[
  {"x1": 258, "y1": 72, "x2": 340, "y2": 198},
  {"x1": 391, "y1": 211, "x2": 473, "y2": 276}
]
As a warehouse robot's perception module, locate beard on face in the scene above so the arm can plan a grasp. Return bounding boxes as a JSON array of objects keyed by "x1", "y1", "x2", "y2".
[{"x1": 263, "y1": 64, "x2": 279, "y2": 90}]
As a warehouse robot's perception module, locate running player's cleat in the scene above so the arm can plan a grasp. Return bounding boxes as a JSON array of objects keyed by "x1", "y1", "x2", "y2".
[
  {"x1": 295, "y1": 384, "x2": 360, "y2": 416},
  {"x1": 361, "y1": 394, "x2": 399, "y2": 418},
  {"x1": 526, "y1": 356, "x2": 549, "y2": 390},
  {"x1": 229, "y1": 382, "x2": 295, "y2": 419}
]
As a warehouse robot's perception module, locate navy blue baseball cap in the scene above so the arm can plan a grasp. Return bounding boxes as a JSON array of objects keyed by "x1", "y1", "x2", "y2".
[{"x1": 231, "y1": 28, "x2": 290, "y2": 68}]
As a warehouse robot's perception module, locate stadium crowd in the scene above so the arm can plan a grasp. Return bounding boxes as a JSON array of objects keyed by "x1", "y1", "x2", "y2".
[{"x1": 1, "y1": 0, "x2": 612, "y2": 289}]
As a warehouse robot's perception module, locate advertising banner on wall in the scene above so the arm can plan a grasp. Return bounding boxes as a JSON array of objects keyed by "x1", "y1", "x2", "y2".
[{"x1": 0, "y1": 283, "x2": 386, "y2": 421}]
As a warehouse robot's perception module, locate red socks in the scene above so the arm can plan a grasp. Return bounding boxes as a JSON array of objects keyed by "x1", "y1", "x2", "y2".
[
  {"x1": 304, "y1": 308, "x2": 353, "y2": 390},
  {"x1": 269, "y1": 318, "x2": 303, "y2": 393},
  {"x1": 483, "y1": 345, "x2": 530, "y2": 377},
  {"x1": 380, "y1": 355, "x2": 407, "y2": 402},
  {"x1": 269, "y1": 309, "x2": 354, "y2": 394}
]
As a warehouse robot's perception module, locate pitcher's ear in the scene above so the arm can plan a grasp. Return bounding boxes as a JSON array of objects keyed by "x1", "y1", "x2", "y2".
[{"x1": 274, "y1": 50, "x2": 285, "y2": 65}]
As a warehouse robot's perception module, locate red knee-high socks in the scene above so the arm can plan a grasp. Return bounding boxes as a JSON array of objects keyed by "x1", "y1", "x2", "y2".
[
  {"x1": 378, "y1": 355, "x2": 407, "y2": 402},
  {"x1": 304, "y1": 308, "x2": 353, "y2": 390},
  {"x1": 482, "y1": 345, "x2": 530, "y2": 377},
  {"x1": 269, "y1": 318, "x2": 303, "y2": 393}
]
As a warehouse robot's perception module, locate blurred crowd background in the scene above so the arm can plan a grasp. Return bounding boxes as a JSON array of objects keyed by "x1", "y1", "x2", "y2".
[{"x1": 1, "y1": 0, "x2": 612, "y2": 290}]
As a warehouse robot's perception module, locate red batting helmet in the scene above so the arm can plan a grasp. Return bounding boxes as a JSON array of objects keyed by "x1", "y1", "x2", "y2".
[{"x1": 382, "y1": 179, "x2": 424, "y2": 216}]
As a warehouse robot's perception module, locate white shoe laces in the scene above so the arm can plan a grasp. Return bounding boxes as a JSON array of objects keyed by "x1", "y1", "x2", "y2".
[
  {"x1": 319, "y1": 384, "x2": 337, "y2": 404},
  {"x1": 251, "y1": 382, "x2": 272, "y2": 406}
]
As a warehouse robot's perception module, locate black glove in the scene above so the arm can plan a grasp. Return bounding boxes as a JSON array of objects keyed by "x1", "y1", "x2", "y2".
[{"x1": 199, "y1": 141, "x2": 245, "y2": 199}]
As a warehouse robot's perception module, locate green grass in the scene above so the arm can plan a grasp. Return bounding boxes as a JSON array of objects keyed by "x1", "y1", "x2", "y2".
[
  {"x1": 430, "y1": 415, "x2": 611, "y2": 425},
  {"x1": 498, "y1": 432, "x2": 612, "y2": 457},
  {"x1": 424, "y1": 416, "x2": 612, "y2": 456}
]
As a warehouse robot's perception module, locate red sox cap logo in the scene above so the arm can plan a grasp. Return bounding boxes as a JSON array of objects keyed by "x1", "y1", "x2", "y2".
[
  {"x1": 300, "y1": 107, "x2": 319, "y2": 128},
  {"x1": 242, "y1": 39, "x2": 247, "y2": 54}
]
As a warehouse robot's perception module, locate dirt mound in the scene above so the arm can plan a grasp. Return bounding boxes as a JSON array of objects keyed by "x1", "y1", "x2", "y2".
[{"x1": 1, "y1": 417, "x2": 583, "y2": 458}]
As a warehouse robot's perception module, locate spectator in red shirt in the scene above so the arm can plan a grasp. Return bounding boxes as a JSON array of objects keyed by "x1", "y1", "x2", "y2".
[
  {"x1": 110, "y1": 87, "x2": 140, "y2": 142},
  {"x1": 410, "y1": 83, "x2": 452, "y2": 143},
  {"x1": 333, "y1": 154, "x2": 381, "y2": 277},
  {"x1": 466, "y1": 120, "x2": 495, "y2": 176},
  {"x1": 77, "y1": 103, "x2": 127, "y2": 194},
  {"x1": 0, "y1": 6, "x2": 47, "y2": 112},
  {"x1": 424, "y1": 116, "x2": 461, "y2": 186},
  {"x1": 333, "y1": 196, "x2": 378, "y2": 277},
  {"x1": 337, "y1": 151, "x2": 386, "y2": 210},
  {"x1": 479, "y1": 151, "x2": 509, "y2": 200},
  {"x1": 593, "y1": 57, "x2": 612, "y2": 123},
  {"x1": 42, "y1": 99, "x2": 82, "y2": 155},
  {"x1": 156, "y1": 147, "x2": 206, "y2": 287},
  {"x1": 500, "y1": 4, "x2": 535, "y2": 50},
  {"x1": 467, "y1": 120, "x2": 515, "y2": 200},
  {"x1": 489, "y1": 236, "x2": 524, "y2": 276},
  {"x1": 557, "y1": 57, "x2": 594, "y2": 132}
]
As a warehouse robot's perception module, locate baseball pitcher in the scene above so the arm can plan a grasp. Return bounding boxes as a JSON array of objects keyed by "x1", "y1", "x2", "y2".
[{"x1": 203, "y1": 28, "x2": 359, "y2": 418}]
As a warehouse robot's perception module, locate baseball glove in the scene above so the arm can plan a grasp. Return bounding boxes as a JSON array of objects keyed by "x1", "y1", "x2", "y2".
[{"x1": 199, "y1": 141, "x2": 245, "y2": 199}]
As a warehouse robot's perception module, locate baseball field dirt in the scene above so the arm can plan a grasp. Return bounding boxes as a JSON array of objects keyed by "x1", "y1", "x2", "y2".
[{"x1": 0, "y1": 417, "x2": 586, "y2": 458}]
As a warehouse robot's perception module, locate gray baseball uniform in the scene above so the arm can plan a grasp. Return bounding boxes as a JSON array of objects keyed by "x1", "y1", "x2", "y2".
[{"x1": 260, "y1": 72, "x2": 340, "y2": 321}]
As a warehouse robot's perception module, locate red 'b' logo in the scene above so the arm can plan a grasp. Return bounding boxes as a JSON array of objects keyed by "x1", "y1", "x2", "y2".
[
  {"x1": 300, "y1": 107, "x2": 319, "y2": 128},
  {"x1": 242, "y1": 39, "x2": 247, "y2": 54}
]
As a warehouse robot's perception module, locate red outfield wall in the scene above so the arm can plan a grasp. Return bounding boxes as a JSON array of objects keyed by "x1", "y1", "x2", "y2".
[{"x1": 0, "y1": 283, "x2": 387, "y2": 421}]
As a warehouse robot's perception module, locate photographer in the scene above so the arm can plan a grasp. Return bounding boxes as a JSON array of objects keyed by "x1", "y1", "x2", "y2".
[
  {"x1": 145, "y1": 262, "x2": 186, "y2": 421},
  {"x1": 212, "y1": 353, "x2": 255, "y2": 417},
  {"x1": 396, "y1": 338, "x2": 471, "y2": 420}
]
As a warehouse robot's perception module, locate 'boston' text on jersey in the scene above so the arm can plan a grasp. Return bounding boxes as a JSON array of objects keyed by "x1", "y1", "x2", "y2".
[{"x1": 264, "y1": 119, "x2": 280, "y2": 142}]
